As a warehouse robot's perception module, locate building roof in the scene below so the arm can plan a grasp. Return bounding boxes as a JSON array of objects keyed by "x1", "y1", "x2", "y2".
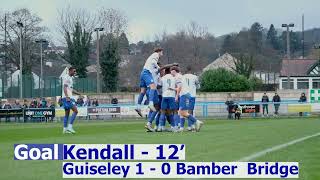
[
  {"x1": 280, "y1": 59, "x2": 318, "y2": 77},
  {"x1": 32, "y1": 61, "x2": 69, "y2": 77},
  {"x1": 202, "y1": 53, "x2": 237, "y2": 72}
]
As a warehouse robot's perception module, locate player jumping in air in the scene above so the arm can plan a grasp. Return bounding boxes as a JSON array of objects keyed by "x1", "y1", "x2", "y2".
[
  {"x1": 177, "y1": 67, "x2": 203, "y2": 132},
  {"x1": 135, "y1": 48, "x2": 164, "y2": 116},
  {"x1": 62, "y1": 67, "x2": 82, "y2": 134}
]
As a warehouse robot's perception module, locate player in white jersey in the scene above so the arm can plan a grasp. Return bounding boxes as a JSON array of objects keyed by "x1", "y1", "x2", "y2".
[
  {"x1": 145, "y1": 70, "x2": 161, "y2": 132},
  {"x1": 171, "y1": 67, "x2": 183, "y2": 131},
  {"x1": 158, "y1": 68, "x2": 176, "y2": 131},
  {"x1": 181, "y1": 66, "x2": 201, "y2": 131},
  {"x1": 136, "y1": 48, "x2": 163, "y2": 115},
  {"x1": 177, "y1": 67, "x2": 203, "y2": 132},
  {"x1": 61, "y1": 67, "x2": 82, "y2": 134}
]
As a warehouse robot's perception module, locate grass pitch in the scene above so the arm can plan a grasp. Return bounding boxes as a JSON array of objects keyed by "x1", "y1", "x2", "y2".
[{"x1": 0, "y1": 117, "x2": 319, "y2": 180}]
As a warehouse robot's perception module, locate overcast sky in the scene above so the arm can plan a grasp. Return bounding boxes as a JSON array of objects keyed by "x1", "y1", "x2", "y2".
[{"x1": 1, "y1": 0, "x2": 319, "y2": 44}]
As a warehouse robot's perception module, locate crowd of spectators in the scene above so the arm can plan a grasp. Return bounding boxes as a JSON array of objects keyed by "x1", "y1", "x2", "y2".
[{"x1": 0, "y1": 98, "x2": 56, "y2": 122}]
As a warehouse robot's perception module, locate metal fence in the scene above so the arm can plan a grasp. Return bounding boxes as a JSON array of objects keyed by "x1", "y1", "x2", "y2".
[
  {"x1": 0, "y1": 75, "x2": 97, "y2": 98},
  {"x1": 0, "y1": 101, "x2": 318, "y2": 123}
]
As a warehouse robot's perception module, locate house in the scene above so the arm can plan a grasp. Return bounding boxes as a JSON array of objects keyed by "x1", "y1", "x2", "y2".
[
  {"x1": 279, "y1": 59, "x2": 320, "y2": 89},
  {"x1": 203, "y1": 53, "x2": 279, "y2": 84},
  {"x1": 203, "y1": 53, "x2": 236, "y2": 72},
  {"x1": 6, "y1": 60, "x2": 69, "y2": 89}
]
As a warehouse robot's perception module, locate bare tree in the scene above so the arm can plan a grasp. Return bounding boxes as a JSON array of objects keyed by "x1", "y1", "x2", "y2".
[
  {"x1": 0, "y1": 8, "x2": 46, "y2": 73},
  {"x1": 57, "y1": 6, "x2": 97, "y2": 77},
  {"x1": 186, "y1": 21, "x2": 208, "y2": 62},
  {"x1": 57, "y1": 6, "x2": 97, "y2": 38},
  {"x1": 98, "y1": 8, "x2": 128, "y2": 38}
]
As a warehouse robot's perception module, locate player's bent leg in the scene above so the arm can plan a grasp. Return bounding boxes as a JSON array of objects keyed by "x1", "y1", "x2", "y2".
[
  {"x1": 158, "y1": 110, "x2": 167, "y2": 132},
  {"x1": 179, "y1": 116, "x2": 186, "y2": 132},
  {"x1": 154, "y1": 112, "x2": 160, "y2": 131},
  {"x1": 135, "y1": 88, "x2": 146, "y2": 117},
  {"x1": 63, "y1": 109, "x2": 71, "y2": 134},
  {"x1": 145, "y1": 110, "x2": 157, "y2": 132},
  {"x1": 68, "y1": 105, "x2": 78, "y2": 134},
  {"x1": 148, "y1": 83, "x2": 157, "y2": 112}
]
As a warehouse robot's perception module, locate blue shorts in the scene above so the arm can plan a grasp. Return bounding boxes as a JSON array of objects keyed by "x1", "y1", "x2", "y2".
[
  {"x1": 174, "y1": 97, "x2": 179, "y2": 110},
  {"x1": 161, "y1": 97, "x2": 176, "y2": 110},
  {"x1": 146, "y1": 88, "x2": 160, "y2": 105},
  {"x1": 189, "y1": 97, "x2": 196, "y2": 111},
  {"x1": 158, "y1": 95, "x2": 162, "y2": 106},
  {"x1": 62, "y1": 98, "x2": 76, "y2": 110},
  {"x1": 139, "y1": 69, "x2": 154, "y2": 88},
  {"x1": 179, "y1": 94, "x2": 192, "y2": 110}
]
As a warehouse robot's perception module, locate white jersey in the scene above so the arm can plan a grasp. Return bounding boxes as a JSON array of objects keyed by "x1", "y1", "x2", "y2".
[
  {"x1": 161, "y1": 74, "x2": 176, "y2": 98},
  {"x1": 157, "y1": 76, "x2": 162, "y2": 95},
  {"x1": 175, "y1": 73, "x2": 183, "y2": 87},
  {"x1": 152, "y1": 70, "x2": 160, "y2": 86},
  {"x1": 180, "y1": 74, "x2": 200, "y2": 97},
  {"x1": 143, "y1": 52, "x2": 160, "y2": 74},
  {"x1": 62, "y1": 75, "x2": 74, "y2": 98}
]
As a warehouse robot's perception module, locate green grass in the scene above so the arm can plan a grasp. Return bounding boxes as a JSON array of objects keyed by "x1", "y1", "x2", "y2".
[{"x1": 0, "y1": 117, "x2": 319, "y2": 180}]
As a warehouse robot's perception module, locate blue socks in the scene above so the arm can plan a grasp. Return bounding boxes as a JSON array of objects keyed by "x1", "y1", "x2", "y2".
[
  {"x1": 69, "y1": 112, "x2": 77, "y2": 124},
  {"x1": 188, "y1": 118, "x2": 192, "y2": 127},
  {"x1": 169, "y1": 114, "x2": 175, "y2": 127},
  {"x1": 149, "y1": 89, "x2": 156, "y2": 104},
  {"x1": 148, "y1": 111, "x2": 157, "y2": 123},
  {"x1": 155, "y1": 113, "x2": 160, "y2": 126},
  {"x1": 180, "y1": 117, "x2": 185, "y2": 128},
  {"x1": 174, "y1": 114, "x2": 180, "y2": 127},
  {"x1": 137, "y1": 92, "x2": 145, "y2": 105},
  {"x1": 160, "y1": 113, "x2": 166, "y2": 126},
  {"x1": 63, "y1": 115, "x2": 69, "y2": 128},
  {"x1": 188, "y1": 115, "x2": 197, "y2": 124}
]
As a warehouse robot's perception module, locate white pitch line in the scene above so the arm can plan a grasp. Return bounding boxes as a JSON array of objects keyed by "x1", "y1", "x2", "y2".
[
  {"x1": 184, "y1": 132, "x2": 320, "y2": 180},
  {"x1": 237, "y1": 132, "x2": 320, "y2": 162}
]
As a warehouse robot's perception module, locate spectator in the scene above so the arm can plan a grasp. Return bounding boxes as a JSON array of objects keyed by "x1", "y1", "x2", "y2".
[
  {"x1": 92, "y1": 98, "x2": 99, "y2": 107},
  {"x1": 22, "y1": 99, "x2": 29, "y2": 122},
  {"x1": 76, "y1": 96, "x2": 84, "y2": 107},
  {"x1": 225, "y1": 100, "x2": 235, "y2": 119},
  {"x1": 299, "y1": 93, "x2": 307, "y2": 116},
  {"x1": 58, "y1": 96, "x2": 63, "y2": 107},
  {"x1": 85, "y1": 97, "x2": 91, "y2": 107},
  {"x1": 261, "y1": 93, "x2": 269, "y2": 117},
  {"x1": 12, "y1": 100, "x2": 22, "y2": 122},
  {"x1": 22, "y1": 99, "x2": 28, "y2": 109},
  {"x1": 2, "y1": 100, "x2": 12, "y2": 122},
  {"x1": 234, "y1": 103, "x2": 242, "y2": 120},
  {"x1": 272, "y1": 93, "x2": 281, "y2": 116},
  {"x1": 111, "y1": 97, "x2": 118, "y2": 105},
  {"x1": 40, "y1": 98, "x2": 48, "y2": 108},
  {"x1": 30, "y1": 98, "x2": 38, "y2": 108},
  {"x1": 49, "y1": 101, "x2": 56, "y2": 122},
  {"x1": 111, "y1": 97, "x2": 118, "y2": 118},
  {"x1": 37, "y1": 98, "x2": 42, "y2": 108}
]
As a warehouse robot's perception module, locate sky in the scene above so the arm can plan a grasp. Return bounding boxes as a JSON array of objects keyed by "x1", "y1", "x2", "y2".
[{"x1": 1, "y1": 0, "x2": 320, "y2": 44}]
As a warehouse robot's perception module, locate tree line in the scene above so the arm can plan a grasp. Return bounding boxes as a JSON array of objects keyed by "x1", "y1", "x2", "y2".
[{"x1": 1, "y1": 9, "x2": 320, "y2": 92}]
